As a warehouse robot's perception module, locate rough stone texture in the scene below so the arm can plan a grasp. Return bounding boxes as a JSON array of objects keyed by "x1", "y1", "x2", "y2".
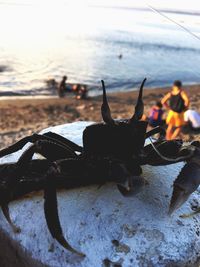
[{"x1": 0, "y1": 121, "x2": 200, "y2": 267}]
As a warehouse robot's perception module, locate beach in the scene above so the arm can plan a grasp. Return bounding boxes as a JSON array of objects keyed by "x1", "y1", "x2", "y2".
[{"x1": 1, "y1": 84, "x2": 200, "y2": 149}]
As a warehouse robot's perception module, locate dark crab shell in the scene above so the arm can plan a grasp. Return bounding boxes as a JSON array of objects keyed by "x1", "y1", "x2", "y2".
[{"x1": 83, "y1": 120, "x2": 148, "y2": 159}]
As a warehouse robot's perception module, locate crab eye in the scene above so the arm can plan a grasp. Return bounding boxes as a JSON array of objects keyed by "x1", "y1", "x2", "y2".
[
  {"x1": 101, "y1": 80, "x2": 115, "y2": 125},
  {"x1": 129, "y1": 78, "x2": 146, "y2": 123}
]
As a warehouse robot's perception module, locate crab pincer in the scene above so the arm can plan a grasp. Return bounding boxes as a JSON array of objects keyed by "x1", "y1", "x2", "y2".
[
  {"x1": 44, "y1": 164, "x2": 85, "y2": 257},
  {"x1": 169, "y1": 142, "x2": 200, "y2": 215}
]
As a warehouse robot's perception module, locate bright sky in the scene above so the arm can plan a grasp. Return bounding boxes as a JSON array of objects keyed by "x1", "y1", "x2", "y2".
[
  {"x1": 0, "y1": 0, "x2": 199, "y2": 50},
  {"x1": 87, "y1": 0, "x2": 200, "y2": 12},
  {"x1": 0, "y1": 0, "x2": 200, "y2": 88},
  {"x1": 0, "y1": 0, "x2": 200, "y2": 12}
]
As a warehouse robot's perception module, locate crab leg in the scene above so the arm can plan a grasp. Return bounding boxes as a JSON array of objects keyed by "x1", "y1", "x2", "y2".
[
  {"x1": 0, "y1": 141, "x2": 78, "y2": 233},
  {"x1": 145, "y1": 126, "x2": 166, "y2": 140},
  {"x1": 4, "y1": 140, "x2": 78, "y2": 193},
  {"x1": 169, "y1": 160, "x2": 200, "y2": 214},
  {"x1": 1, "y1": 204, "x2": 21, "y2": 233},
  {"x1": 0, "y1": 132, "x2": 82, "y2": 158},
  {"x1": 17, "y1": 140, "x2": 78, "y2": 165},
  {"x1": 43, "y1": 132, "x2": 82, "y2": 152},
  {"x1": 44, "y1": 164, "x2": 85, "y2": 257},
  {"x1": 0, "y1": 161, "x2": 47, "y2": 232},
  {"x1": 0, "y1": 133, "x2": 81, "y2": 159}
]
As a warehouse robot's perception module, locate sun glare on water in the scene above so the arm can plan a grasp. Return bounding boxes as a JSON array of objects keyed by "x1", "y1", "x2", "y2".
[
  {"x1": 1, "y1": 0, "x2": 199, "y2": 52},
  {"x1": 1, "y1": 0, "x2": 200, "y2": 92},
  {"x1": 0, "y1": 0, "x2": 98, "y2": 50}
]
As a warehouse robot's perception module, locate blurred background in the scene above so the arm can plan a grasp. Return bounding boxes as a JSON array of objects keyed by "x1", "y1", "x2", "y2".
[{"x1": 0, "y1": 0, "x2": 200, "y2": 96}]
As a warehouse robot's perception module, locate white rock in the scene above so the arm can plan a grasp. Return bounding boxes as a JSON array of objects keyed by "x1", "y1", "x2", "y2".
[{"x1": 0, "y1": 121, "x2": 200, "y2": 267}]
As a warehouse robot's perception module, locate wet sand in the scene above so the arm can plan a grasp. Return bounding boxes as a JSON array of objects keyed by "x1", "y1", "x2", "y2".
[{"x1": 1, "y1": 84, "x2": 200, "y2": 149}]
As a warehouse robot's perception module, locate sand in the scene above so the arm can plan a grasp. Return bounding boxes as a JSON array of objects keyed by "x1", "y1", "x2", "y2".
[{"x1": 1, "y1": 84, "x2": 200, "y2": 149}]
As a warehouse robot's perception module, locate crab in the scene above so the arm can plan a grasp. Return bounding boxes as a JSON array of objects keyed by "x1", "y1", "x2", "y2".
[{"x1": 0, "y1": 78, "x2": 200, "y2": 257}]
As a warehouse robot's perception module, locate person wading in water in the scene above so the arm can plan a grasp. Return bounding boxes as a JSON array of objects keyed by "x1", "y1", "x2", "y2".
[{"x1": 161, "y1": 80, "x2": 189, "y2": 140}]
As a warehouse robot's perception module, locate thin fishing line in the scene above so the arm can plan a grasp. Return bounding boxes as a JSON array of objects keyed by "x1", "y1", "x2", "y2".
[
  {"x1": 145, "y1": 3, "x2": 200, "y2": 80},
  {"x1": 146, "y1": 4, "x2": 200, "y2": 42}
]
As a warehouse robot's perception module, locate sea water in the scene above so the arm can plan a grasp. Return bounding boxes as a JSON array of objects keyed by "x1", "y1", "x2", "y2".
[{"x1": 0, "y1": 1, "x2": 200, "y2": 96}]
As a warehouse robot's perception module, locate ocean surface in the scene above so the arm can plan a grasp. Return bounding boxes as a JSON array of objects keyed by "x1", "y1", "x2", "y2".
[{"x1": 0, "y1": 2, "x2": 200, "y2": 97}]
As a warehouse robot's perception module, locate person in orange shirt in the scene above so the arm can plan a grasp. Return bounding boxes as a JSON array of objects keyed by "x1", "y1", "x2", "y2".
[{"x1": 161, "y1": 80, "x2": 189, "y2": 140}]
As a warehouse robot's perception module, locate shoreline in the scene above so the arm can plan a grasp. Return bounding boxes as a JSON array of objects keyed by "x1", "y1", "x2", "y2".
[
  {"x1": 0, "y1": 95, "x2": 58, "y2": 101},
  {"x1": 0, "y1": 79, "x2": 199, "y2": 100},
  {"x1": 0, "y1": 80, "x2": 200, "y2": 99},
  {"x1": 1, "y1": 83, "x2": 200, "y2": 148}
]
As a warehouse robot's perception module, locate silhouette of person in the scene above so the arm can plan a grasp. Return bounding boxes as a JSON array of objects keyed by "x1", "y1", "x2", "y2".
[{"x1": 58, "y1": 76, "x2": 67, "y2": 97}]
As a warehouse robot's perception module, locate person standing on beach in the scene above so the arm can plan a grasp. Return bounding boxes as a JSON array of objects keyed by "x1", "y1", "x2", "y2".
[
  {"x1": 58, "y1": 76, "x2": 72, "y2": 97},
  {"x1": 58, "y1": 76, "x2": 67, "y2": 97},
  {"x1": 161, "y1": 80, "x2": 189, "y2": 140}
]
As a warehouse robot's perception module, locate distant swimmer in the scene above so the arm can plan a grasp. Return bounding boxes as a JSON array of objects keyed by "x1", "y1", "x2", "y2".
[{"x1": 118, "y1": 54, "x2": 123, "y2": 59}]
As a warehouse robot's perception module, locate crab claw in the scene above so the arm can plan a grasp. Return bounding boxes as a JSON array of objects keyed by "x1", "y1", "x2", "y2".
[{"x1": 169, "y1": 161, "x2": 200, "y2": 215}]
